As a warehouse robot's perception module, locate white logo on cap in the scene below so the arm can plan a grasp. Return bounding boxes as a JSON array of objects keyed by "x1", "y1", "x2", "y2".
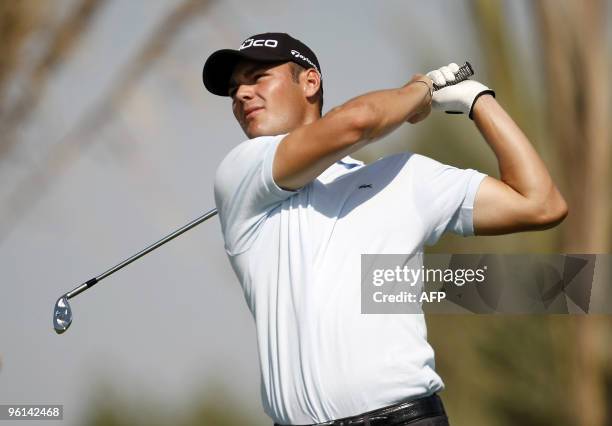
[
  {"x1": 290, "y1": 49, "x2": 319, "y2": 73},
  {"x1": 239, "y1": 38, "x2": 278, "y2": 50}
]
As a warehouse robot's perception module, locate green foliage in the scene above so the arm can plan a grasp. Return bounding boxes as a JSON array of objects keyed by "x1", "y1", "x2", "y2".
[{"x1": 82, "y1": 380, "x2": 268, "y2": 426}]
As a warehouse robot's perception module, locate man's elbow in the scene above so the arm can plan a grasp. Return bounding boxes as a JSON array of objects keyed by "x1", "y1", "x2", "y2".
[{"x1": 531, "y1": 192, "x2": 569, "y2": 229}]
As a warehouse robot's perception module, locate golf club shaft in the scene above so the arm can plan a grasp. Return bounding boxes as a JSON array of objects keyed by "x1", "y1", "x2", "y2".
[{"x1": 66, "y1": 208, "x2": 219, "y2": 300}]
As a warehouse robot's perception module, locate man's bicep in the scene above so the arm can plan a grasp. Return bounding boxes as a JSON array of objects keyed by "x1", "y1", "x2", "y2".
[
  {"x1": 472, "y1": 176, "x2": 545, "y2": 235},
  {"x1": 273, "y1": 104, "x2": 371, "y2": 190}
]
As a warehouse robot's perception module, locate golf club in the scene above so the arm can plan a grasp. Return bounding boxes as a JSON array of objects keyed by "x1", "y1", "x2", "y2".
[
  {"x1": 431, "y1": 61, "x2": 473, "y2": 90},
  {"x1": 53, "y1": 207, "x2": 218, "y2": 334},
  {"x1": 53, "y1": 61, "x2": 475, "y2": 335}
]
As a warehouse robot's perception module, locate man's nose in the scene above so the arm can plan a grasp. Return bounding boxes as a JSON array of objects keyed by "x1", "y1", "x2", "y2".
[{"x1": 236, "y1": 84, "x2": 254, "y2": 101}]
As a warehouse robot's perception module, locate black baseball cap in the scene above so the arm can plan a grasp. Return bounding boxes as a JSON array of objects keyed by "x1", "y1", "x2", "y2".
[{"x1": 202, "y1": 32, "x2": 322, "y2": 97}]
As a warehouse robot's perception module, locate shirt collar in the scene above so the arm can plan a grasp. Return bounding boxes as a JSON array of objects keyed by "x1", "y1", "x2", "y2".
[{"x1": 338, "y1": 156, "x2": 364, "y2": 168}]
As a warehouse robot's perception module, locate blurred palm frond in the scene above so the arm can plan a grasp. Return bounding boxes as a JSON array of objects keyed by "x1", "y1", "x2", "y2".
[
  {"x1": 0, "y1": 0, "x2": 215, "y2": 242},
  {"x1": 0, "y1": 0, "x2": 107, "y2": 157}
]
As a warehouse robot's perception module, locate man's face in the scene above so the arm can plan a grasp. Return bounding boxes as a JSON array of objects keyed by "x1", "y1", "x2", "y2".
[{"x1": 229, "y1": 60, "x2": 307, "y2": 138}]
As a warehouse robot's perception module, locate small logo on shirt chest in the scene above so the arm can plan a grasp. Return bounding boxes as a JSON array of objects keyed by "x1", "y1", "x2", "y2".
[{"x1": 358, "y1": 184, "x2": 372, "y2": 189}]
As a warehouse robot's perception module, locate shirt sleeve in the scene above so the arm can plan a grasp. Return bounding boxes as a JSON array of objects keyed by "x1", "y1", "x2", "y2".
[
  {"x1": 214, "y1": 134, "x2": 297, "y2": 255},
  {"x1": 408, "y1": 153, "x2": 487, "y2": 246}
]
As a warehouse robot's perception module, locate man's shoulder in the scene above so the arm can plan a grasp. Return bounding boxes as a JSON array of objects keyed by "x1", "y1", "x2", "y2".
[
  {"x1": 221, "y1": 134, "x2": 286, "y2": 164},
  {"x1": 215, "y1": 134, "x2": 287, "y2": 180}
]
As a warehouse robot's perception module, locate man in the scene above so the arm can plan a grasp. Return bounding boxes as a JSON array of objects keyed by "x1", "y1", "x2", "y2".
[{"x1": 202, "y1": 33, "x2": 567, "y2": 426}]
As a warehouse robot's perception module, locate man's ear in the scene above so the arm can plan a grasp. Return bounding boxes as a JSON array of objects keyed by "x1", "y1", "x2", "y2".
[{"x1": 302, "y1": 68, "x2": 320, "y2": 98}]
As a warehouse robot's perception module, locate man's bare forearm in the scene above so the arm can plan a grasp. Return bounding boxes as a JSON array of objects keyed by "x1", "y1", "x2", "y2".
[
  {"x1": 273, "y1": 76, "x2": 433, "y2": 190},
  {"x1": 472, "y1": 95, "x2": 567, "y2": 210},
  {"x1": 340, "y1": 76, "x2": 433, "y2": 143}
]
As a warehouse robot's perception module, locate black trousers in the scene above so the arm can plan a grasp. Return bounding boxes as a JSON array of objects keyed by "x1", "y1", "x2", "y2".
[
  {"x1": 274, "y1": 393, "x2": 450, "y2": 426},
  {"x1": 397, "y1": 414, "x2": 450, "y2": 426}
]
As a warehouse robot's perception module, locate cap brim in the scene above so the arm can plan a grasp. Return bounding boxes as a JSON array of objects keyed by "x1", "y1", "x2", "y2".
[{"x1": 202, "y1": 49, "x2": 288, "y2": 97}]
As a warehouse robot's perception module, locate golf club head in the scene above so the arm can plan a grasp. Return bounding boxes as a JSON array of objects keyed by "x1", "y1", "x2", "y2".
[{"x1": 53, "y1": 296, "x2": 72, "y2": 334}]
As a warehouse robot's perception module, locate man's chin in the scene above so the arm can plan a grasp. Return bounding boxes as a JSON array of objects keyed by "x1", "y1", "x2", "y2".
[{"x1": 245, "y1": 126, "x2": 277, "y2": 139}]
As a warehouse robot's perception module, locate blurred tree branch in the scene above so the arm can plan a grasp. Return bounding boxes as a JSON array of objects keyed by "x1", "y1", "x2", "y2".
[
  {"x1": 0, "y1": 0, "x2": 46, "y2": 107},
  {"x1": 0, "y1": 0, "x2": 107, "y2": 158},
  {"x1": 535, "y1": 2, "x2": 609, "y2": 426},
  {"x1": 471, "y1": 0, "x2": 536, "y2": 137},
  {"x1": 535, "y1": 0, "x2": 610, "y2": 254},
  {"x1": 0, "y1": 0, "x2": 215, "y2": 242}
]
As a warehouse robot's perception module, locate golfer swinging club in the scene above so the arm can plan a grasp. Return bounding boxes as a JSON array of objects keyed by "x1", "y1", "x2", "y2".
[{"x1": 203, "y1": 33, "x2": 567, "y2": 426}]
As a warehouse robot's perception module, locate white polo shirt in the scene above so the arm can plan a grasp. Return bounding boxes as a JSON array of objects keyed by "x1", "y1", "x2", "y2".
[{"x1": 214, "y1": 133, "x2": 486, "y2": 425}]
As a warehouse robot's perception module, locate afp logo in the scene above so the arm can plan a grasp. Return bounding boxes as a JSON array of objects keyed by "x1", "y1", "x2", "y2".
[{"x1": 239, "y1": 38, "x2": 278, "y2": 50}]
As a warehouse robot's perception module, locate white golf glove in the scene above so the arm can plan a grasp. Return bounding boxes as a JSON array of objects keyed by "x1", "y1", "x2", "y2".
[{"x1": 426, "y1": 63, "x2": 495, "y2": 119}]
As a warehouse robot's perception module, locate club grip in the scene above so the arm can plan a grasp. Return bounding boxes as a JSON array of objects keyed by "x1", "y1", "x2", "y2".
[{"x1": 432, "y1": 61, "x2": 474, "y2": 91}]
